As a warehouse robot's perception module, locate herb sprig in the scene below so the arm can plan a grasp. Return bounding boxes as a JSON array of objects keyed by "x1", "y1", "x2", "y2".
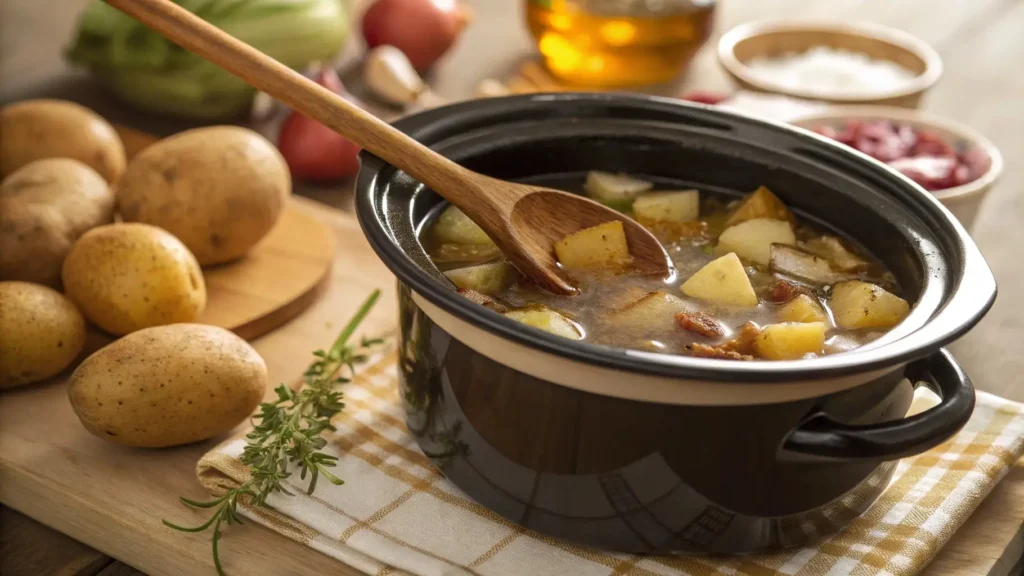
[{"x1": 164, "y1": 290, "x2": 384, "y2": 575}]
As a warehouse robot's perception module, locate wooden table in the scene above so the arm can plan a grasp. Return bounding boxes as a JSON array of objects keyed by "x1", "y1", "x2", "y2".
[{"x1": 1, "y1": 0, "x2": 1022, "y2": 575}]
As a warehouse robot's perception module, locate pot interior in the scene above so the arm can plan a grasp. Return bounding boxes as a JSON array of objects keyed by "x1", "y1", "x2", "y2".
[{"x1": 358, "y1": 94, "x2": 990, "y2": 381}]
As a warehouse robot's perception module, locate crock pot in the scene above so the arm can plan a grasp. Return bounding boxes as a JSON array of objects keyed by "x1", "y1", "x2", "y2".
[{"x1": 355, "y1": 94, "x2": 996, "y2": 554}]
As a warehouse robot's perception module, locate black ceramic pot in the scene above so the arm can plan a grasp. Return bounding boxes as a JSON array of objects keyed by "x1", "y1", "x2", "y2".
[{"x1": 355, "y1": 94, "x2": 996, "y2": 554}]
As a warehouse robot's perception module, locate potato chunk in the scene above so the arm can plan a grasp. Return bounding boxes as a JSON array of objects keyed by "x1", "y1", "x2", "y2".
[
  {"x1": 584, "y1": 171, "x2": 653, "y2": 209},
  {"x1": 831, "y1": 281, "x2": 910, "y2": 329},
  {"x1": 444, "y1": 261, "x2": 518, "y2": 296},
  {"x1": 609, "y1": 290, "x2": 693, "y2": 332},
  {"x1": 717, "y1": 218, "x2": 796, "y2": 267},
  {"x1": 632, "y1": 190, "x2": 699, "y2": 223},
  {"x1": 505, "y1": 308, "x2": 582, "y2": 340},
  {"x1": 803, "y1": 236, "x2": 869, "y2": 272},
  {"x1": 555, "y1": 221, "x2": 631, "y2": 269},
  {"x1": 779, "y1": 294, "x2": 830, "y2": 325},
  {"x1": 726, "y1": 186, "x2": 794, "y2": 227},
  {"x1": 434, "y1": 206, "x2": 494, "y2": 245},
  {"x1": 680, "y1": 253, "x2": 758, "y2": 308},
  {"x1": 769, "y1": 244, "x2": 847, "y2": 285},
  {"x1": 754, "y1": 322, "x2": 826, "y2": 360}
]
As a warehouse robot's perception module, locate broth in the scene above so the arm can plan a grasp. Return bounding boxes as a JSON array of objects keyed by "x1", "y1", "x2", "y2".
[{"x1": 423, "y1": 174, "x2": 909, "y2": 361}]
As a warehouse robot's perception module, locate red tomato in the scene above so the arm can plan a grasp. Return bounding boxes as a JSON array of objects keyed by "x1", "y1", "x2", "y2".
[
  {"x1": 276, "y1": 65, "x2": 361, "y2": 181},
  {"x1": 277, "y1": 113, "x2": 361, "y2": 181}
]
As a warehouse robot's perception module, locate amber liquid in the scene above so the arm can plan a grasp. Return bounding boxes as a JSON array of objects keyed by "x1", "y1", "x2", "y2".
[{"x1": 525, "y1": 0, "x2": 716, "y2": 87}]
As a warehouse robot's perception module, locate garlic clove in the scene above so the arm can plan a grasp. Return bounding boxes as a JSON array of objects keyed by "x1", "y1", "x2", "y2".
[
  {"x1": 364, "y1": 45, "x2": 427, "y2": 106},
  {"x1": 474, "y1": 78, "x2": 511, "y2": 98}
]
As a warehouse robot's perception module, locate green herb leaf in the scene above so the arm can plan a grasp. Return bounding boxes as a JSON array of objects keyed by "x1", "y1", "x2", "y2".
[{"x1": 163, "y1": 290, "x2": 384, "y2": 575}]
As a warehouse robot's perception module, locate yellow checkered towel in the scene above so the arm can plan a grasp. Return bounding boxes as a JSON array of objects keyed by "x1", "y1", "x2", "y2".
[{"x1": 198, "y1": 351, "x2": 1024, "y2": 576}]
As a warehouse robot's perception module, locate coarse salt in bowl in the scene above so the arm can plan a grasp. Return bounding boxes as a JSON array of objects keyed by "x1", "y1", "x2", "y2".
[{"x1": 718, "y1": 20, "x2": 943, "y2": 108}]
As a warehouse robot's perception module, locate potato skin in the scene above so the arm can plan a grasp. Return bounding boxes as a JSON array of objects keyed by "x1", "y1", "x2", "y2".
[
  {"x1": 0, "y1": 158, "x2": 115, "y2": 285},
  {"x1": 0, "y1": 281, "x2": 86, "y2": 388},
  {"x1": 117, "y1": 126, "x2": 290, "y2": 266},
  {"x1": 0, "y1": 99, "x2": 126, "y2": 184},
  {"x1": 68, "y1": 324, "x2": 267, "y2": 447},
  {"x1": 62, "y1": 223, "x2": 206, "y2": 336}
]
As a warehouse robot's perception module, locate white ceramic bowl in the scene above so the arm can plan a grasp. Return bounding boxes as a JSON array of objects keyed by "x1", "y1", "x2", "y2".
[{"x1": 791, "y1": 106, "x2": 1003, "y2": 230}]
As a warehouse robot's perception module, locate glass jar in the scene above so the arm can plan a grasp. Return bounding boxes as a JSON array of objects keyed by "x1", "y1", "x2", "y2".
[{"x1": 525, "y1": 0, "x2": 717, "y2": 87}]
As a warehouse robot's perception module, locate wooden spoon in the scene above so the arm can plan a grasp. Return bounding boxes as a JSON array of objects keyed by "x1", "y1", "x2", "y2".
[{"x1": 104, "y1": 0, "x2": 673, "y2": 295}]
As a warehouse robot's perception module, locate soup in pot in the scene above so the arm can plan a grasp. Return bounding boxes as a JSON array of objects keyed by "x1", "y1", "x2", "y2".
[{"x1": 423, "y1": 173, "x2": 911, "y2": 361}]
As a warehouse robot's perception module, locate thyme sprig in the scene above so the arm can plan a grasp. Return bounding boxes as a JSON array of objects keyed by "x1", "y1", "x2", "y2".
[{"x1": 164, "y1": 290, "x2": 383, "y2": 575}]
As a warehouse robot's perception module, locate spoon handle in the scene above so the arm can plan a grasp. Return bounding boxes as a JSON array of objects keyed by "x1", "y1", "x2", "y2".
[{"x1": 103, "y1": 0, "x2": 473, "y2": 200}]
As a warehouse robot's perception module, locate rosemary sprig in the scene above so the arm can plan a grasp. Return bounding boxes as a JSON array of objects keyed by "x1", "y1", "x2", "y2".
[{"x1": 164, "y1": 290, "x2": 384, "y2": 575}]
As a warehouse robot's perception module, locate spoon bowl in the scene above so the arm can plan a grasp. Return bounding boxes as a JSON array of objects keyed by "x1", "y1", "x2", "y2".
[{"x1": 104, "y1": 0, "x2": 673, "y2": 295}]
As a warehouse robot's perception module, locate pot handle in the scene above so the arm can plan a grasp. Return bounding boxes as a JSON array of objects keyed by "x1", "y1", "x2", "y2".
[{"x1": 782, "y1": 349, "x2": 975, "y2": 461}]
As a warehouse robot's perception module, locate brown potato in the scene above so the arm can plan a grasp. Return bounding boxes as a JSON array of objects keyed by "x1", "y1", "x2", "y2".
[
  {"x1": 0, "y1": 158, "x2": 114, "y2": 285},
  {"x1": 0, "y1": 99, "x2": 126, "y2": 184},
  {"x1": 62, "y1": 223, "x2": 206, "y2": 336},
  {"x1": 116, "y1": 126, "x2": 290, "y2": 266},
  {"x1": 68, "y1": 324, "x2": 267, "y2": 447},
  {"x1": 0, "y1": 281, "x2": 86, "y2": 388}
]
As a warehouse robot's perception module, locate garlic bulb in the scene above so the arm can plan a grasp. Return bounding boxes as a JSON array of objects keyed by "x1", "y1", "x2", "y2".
[{"x1": 364, "y1": 46, "x2": 426, "y2": 106}]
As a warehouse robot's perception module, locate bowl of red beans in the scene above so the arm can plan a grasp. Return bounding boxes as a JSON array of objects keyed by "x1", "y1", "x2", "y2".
[{"x1": 791, "y1": 106, "x2": 1002, "y2": 229}]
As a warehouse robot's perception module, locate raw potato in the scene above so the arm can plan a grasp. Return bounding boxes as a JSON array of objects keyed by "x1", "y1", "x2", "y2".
[
  {"x1": 62, "y1": 223, "x2": 206, "y2": 336},
  {"x1": 831, "y1": 281, "x2": 910, "y2": 329},
  {"x1": 609, "y1": 290, "x2": 693, "y2": 332},
  {"x1": 681, "y1": 253, "x2": 758, "y2": 307},
  {"x1": 779, "y1": 294, "x2": 830, "y2": 325},
  {"x1": 717, "y1": 218, "x2": 796, "y2": 267},
  {"x1": 755, "y1": 322, "x2": 826, "y2": 360},
  {"x1": 0, "y1": 158, "x2": 114, "y2": 285},
  {"x1": 632, "y1": 190, "x2": 699, "y2": 223},
  {"x1": 726, "y1": 186, "x2": 794, "y2": 227},
  {"x1": 68, "y1": 324, "x2": 267, "y2": 447},
  {"x1": 444, "y1": 261, "x2": 518, "y2": 295},
  {"x1": 433, "y1": 205, "x2": 494, "y2": 245},
  {"x1": 555, "y1": 221, "x2": 631, "y2": 269},
  {"x1": 505, "y1": 307, "x2": 582, "y2": 339},
  {"x1": 0, "y1": 99, "x2": 126, "y2": 184},
  {"x1": 116, "y1": 126, "x2": 290, "y2": 266},
  {"x1": 0, "y1": 282, "x2": 86, "y2": 388}
]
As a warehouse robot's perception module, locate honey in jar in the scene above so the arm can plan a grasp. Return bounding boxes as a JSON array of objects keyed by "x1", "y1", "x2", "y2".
[{"x1": 525, "y1": 0, "x2": 716, "y2": 87}]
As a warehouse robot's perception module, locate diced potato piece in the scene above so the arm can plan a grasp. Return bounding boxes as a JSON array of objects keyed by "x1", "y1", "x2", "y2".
[
  {"x1": 584, "y1": 171, "x2": 653, "y2": 207},
  {"x1": 754, "y1": 322, "x2": 826, "y2": 360},
  {"x1": 726, "y1": 186, "x2": 794, "y2": 227},
  {"x1": 434, "y1": 206, "x2": 494, "y2": 245},
  {"x1": 609, "y1": 290, "x2": 693, "y2": 331},
  {"x1": 716, "y1": 218, "x2": 796, "y2": 267},
  {"x1": 444, "y1": 261, "x2": 518, "y2": 295},
  {"x1": 555, "y1": 221, "x2": 631, "y2": 269},
  {"x1": 632, "y1": 190, "x2": 699, "y2": 223},
  {"x1": 830, "y1": 281, "x2": 911, "y2": 329},
  {"x1": 505, "y1": 308, "x2": 582, "y2": 340},
  {"x1": 803, "y1": 236, "x2": 869, "y2": 272},
  {"x1": 769, "y1": 244, "x2": 847, "y2": 285},
  {"x1": 637, "y1": 219, "x2": 707, "y2": 244},
  {"x1": 680, "y1": 252, "x2": 758, "y2": 308},
  {"x1": 779, "y1": 294, "x2": 830, "y2": 325}
]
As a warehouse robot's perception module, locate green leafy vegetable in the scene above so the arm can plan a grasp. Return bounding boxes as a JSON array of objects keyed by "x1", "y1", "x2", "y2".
[
  {"x1": 164, "y1": 290, "x2": 383, "y2": 575},
  {"x1": 66, "y1": 0, "x2": 350, "y2": 119}
]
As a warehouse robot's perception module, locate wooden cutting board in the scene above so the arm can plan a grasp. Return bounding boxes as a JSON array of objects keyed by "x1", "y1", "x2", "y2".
[
  {"x1": 0, "y1": 197, "x2": 1020, "y2": 576},
  {"x1": 109, "y1": 125, "x2": 335, "y2": 342}
]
